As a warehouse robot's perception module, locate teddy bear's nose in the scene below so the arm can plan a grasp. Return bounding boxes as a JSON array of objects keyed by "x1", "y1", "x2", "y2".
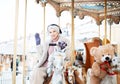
[{"x1": 105, "y1": 57, "x2": 110, "y2": 61}]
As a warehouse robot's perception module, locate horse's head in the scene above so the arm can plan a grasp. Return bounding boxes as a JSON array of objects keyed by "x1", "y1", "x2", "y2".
[{"x1": 67, "y1": 67, "x2": 75, "y2": 84}]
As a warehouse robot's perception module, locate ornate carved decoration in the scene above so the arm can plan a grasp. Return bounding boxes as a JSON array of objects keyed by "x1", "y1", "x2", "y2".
[{"x1": 37, "y1": 0, "x2": 120, "y2": 25}]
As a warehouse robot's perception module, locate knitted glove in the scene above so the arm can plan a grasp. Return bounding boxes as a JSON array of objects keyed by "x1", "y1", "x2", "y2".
[{"x1": 35, "y1": 33, "x2": 41, "y2": 45}]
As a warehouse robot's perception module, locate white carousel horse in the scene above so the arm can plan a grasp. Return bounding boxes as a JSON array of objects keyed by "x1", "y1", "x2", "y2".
[
  {"x1": 47, "y1": 46, "x2": 67, "y2": 84},
  {"x1": 67, "y1": 67, "x2": 75, "y2": 84},
  {"x1": 112, "y1": 56, "x2": 120, "y2": 72},
  {"x1": 47, "y1": 42, "x2": 87, "y2": 84},
  {"x1": 52, "y1": 52, "x2": 66, "y2": 84}
]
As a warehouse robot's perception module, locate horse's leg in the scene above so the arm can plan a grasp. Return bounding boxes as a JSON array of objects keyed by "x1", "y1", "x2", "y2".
[
  {"x1": 74, "y1": 70, "x2": 85, "y2": 84},
  {"x1": 82, "y1": 67, "x2": 87, "y2": 84}
]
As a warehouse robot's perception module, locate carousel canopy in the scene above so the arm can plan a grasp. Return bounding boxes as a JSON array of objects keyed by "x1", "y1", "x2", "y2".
[{"x1": 36, "y1": 0, "x2": 120, "y2": 25}]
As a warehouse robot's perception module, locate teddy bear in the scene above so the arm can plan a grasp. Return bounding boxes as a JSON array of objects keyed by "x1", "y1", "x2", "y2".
[{"x1": 89, "y1": 44, "x2": 116, "y2": 84}]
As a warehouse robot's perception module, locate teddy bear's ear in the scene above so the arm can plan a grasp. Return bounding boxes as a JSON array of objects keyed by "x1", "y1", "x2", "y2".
[{"x1": 90, "y1": 47, "x2": 97, "y2": 56}]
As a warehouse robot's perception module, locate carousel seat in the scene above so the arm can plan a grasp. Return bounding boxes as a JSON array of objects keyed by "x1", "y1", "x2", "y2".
[{"x1": 84, "y1": 37, "x2": 102, "y2": 71}]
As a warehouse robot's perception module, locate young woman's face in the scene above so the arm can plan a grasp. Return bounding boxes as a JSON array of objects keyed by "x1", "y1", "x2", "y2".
[{"x1": 49, "y1": 28, "x2": 59, "y2": 41}]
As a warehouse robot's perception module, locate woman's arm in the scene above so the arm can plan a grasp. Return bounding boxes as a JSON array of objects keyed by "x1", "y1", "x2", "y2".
[
  {"x1": 36, "y1": 45, "x2": 43, "y2": 57},
  {"x1": 36, "y1": 42, "x2": 49, "y2": 68},
  {"x1": 34, "y1": 33, "x2": 51, "y2": 68}
]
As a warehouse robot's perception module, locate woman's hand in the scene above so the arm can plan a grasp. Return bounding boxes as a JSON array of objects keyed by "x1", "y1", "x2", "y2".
[{"x1": 35, "y1": 33, "x2": 41, "y2": 45}]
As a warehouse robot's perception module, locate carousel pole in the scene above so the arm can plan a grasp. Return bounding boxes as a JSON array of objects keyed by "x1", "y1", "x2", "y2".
[
  {"x1": 58, "y1": 16, "x2": 60, "y2": 26},
  {"x1": 98, "y1": 25, "x2": 100, "y2": 38},
  {"x1": 13, "y1": 0, "x2": 19, "y2": 84},
  {"x1": 104, "y1": 0, "x2": 107, "y2": 45},
  {"x1": 43, "y1": 5, "x2": 46, "y2": 42},
  {"x1": 109, "y1": 23, "x2": 111, "y2": 42},
  {"x1": 98, "y1": 16, "x2": 101, "y2": 38},
  {"x1": 108, "y1": 18, "x2": 113, "y2": 42},
  {"x1": 22, "y1": 0, "x2": 27, "y2": 84},
  {"x1": 42, "y1": 1, "x2": 47, "y2": 42},
  {"x1": 71, "y1": 0, "x2": 75, "y2": 63},
  {"x1": 58, "y1": 5, "x2": 60, "y2": 27}
]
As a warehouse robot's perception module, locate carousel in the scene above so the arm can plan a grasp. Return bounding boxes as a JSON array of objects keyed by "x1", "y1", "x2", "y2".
[
  {"x1": 0, "y1": 0, "x2": 120, "y2": 84},
  {"x1": 34, "y1": 0, "x2": 120, "y2": 83}
]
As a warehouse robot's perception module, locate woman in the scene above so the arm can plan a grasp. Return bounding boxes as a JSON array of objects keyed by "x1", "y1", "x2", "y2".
[{"x1": 30, "y1": 24, "x2": 71, "y2": 84}]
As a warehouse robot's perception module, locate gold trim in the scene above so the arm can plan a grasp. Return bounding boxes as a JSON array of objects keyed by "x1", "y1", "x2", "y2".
[{"x1": 104, "y1": 0, "x2": 107, "y2": 45}]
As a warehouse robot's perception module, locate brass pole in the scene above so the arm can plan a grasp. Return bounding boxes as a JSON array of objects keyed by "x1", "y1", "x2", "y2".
[
  {"x1": 58, "y1": 5, "x2": 60, "y2": 27},
  {"x1": 43, "y1": 4, "x2": 46, "y2": 42},
  {"x1": 109, "y1": 18, "x2": 112, "y2": 42},
  {"x1": 58, "y1": 16, "x2": 60, "y2": 26},
  {"x1": 22, "y1": 0, "x2": 27, "y2": 84},
  {"x1": 71, "y1": 0, "x2": 75, "y2": 63},
  {"x1": 109, "y1": 24, "x2": 111, "y2": 42},
  {"x1": 13, "y1": 0, "x2": 19, "y2": 84},
  {"x1": 98, "y1": 25, "x2": 100, "y2": 38},
  {"x1": 104, "y1": 0, "x2": 107, "y2": 45}
]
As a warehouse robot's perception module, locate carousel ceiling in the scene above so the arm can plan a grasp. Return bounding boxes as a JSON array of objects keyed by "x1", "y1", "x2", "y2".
[{"x1": 36, "y1": 0, "x2": 120, "y2": 25}]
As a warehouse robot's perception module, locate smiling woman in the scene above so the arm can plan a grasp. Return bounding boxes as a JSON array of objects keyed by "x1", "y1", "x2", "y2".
[{"x1": 30, "y1": 24, "x2": 71, "y2": 84}]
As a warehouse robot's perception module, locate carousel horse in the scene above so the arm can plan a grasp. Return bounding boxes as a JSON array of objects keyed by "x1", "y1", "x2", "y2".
[
  {"x1": 47, "y1": 51, "x2": 66, "y2": 84},
  {"x1": 66, "y1": 51, "x2": 86, "y2": 84},
  {"x1": 73, "y1": 51, "x2": 86, "y2": 84},
  {"x1": 112, "y1": 56, "x2": 120, "y2": 72},
  {"x1": 67, "y1": 67, "x2": 75, "y2": 84},
  {"x1": 74, "y1": 68, "x2": 86, "y2": 84},
  {"x1": 112, "y1": 56, "x2": 120, "y2": 84},
  {"x1": 44, "y1": 42, "x2": 88, "y2": 84},
  {"x1": 73, "y1": 51, "x2": 84, "y2": 67},
  {"x1": 44, "y1": 41, "x2": 68, "y2": 84},
  {"x1": 66, "y1": 65, "x2": 86, "y2": 84}
]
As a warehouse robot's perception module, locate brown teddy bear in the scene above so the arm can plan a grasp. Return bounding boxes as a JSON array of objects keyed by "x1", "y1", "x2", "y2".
[{"x1": 89, "y1": 44, "x2": 115, "y2": 84}]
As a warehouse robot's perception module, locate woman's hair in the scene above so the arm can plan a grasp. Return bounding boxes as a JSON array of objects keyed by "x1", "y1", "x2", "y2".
[{"x1": 47, "y1": 24, "x2": 62, "y2": 34}]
